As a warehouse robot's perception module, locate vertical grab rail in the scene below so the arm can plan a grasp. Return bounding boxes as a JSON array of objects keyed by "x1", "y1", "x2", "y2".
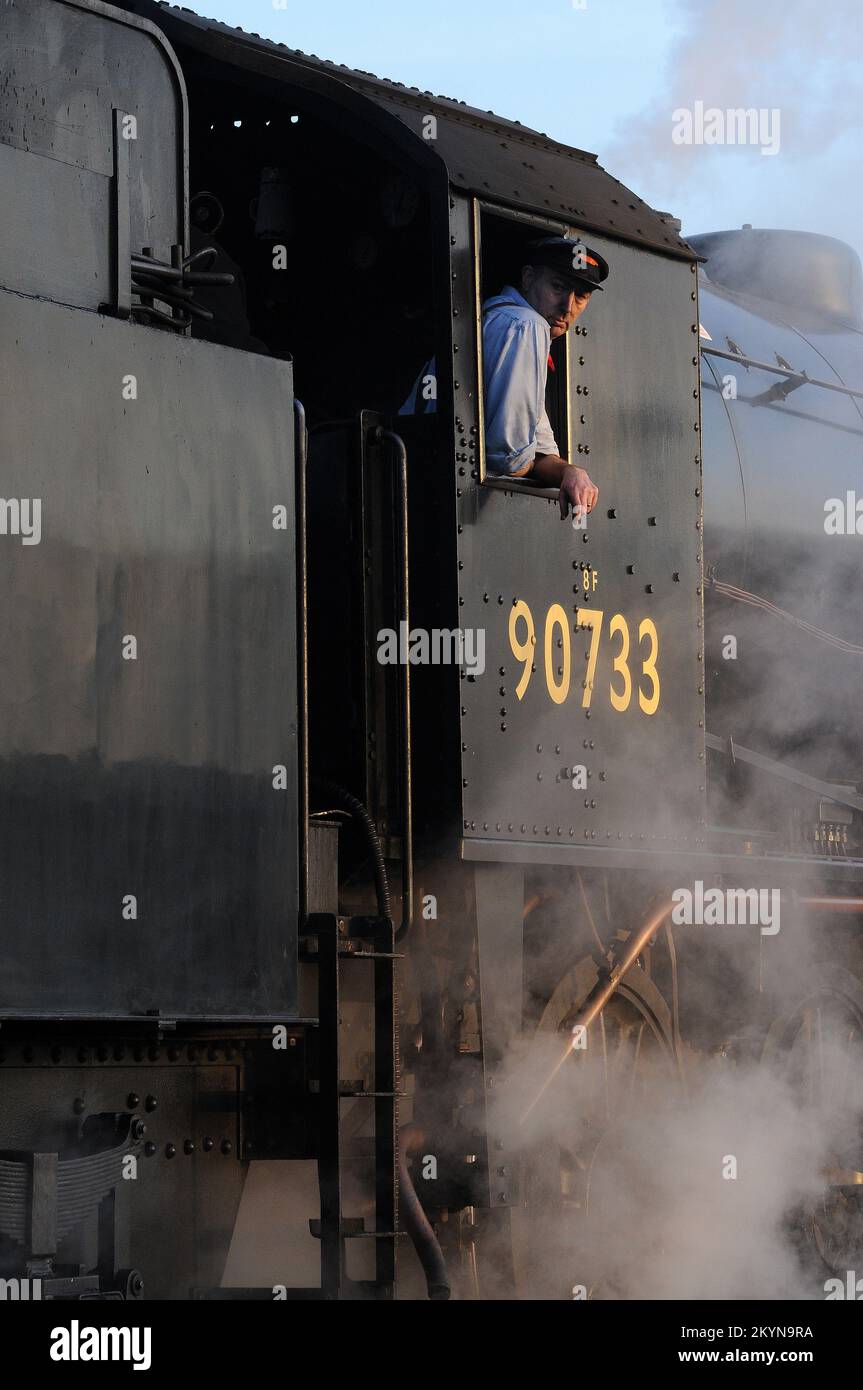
[
  {"x1": 371, "y1": 427, "x2": 414, "y2": 945},
  {"x1": 295, "y1": 399, "x2": 309, "y2": 924},
  {"x1": 300, "y1": 405, "x2": 342, "y2": 1295}
]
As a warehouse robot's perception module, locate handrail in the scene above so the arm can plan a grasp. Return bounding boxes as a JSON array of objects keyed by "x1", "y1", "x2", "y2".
[
  {"x1": 295, "y1": 398, "x2": 309, "y2": 923},
  {"x1": 705, "y1": 732, "x2": 863, "y2": 814},
  {"x1": 371, "y1": 427, "x2": 414, "y2": 945},
  {"x1": 701, "y1": 345, "x2": 863, "y2": 403}
]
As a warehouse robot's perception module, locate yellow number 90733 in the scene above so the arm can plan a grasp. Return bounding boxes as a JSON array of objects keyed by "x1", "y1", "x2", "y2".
[{"x1": 508, "y1": 600, "x2": 660, "y2": 715}]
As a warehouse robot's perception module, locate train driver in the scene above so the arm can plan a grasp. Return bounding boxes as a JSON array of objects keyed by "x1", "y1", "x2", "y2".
[{"x1": 400, "y1": 234, "x2": 608, "y2": 521}]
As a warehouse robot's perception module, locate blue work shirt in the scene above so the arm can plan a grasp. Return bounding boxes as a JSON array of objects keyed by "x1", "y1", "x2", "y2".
[{"x1": 399, "y1": 285, "x2": 559, "y2": 476}]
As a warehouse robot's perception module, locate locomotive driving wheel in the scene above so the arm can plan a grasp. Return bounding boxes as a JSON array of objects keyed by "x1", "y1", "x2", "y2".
[{"x1": 514, "y1": 911, "x2": 684, "y2": 1300}]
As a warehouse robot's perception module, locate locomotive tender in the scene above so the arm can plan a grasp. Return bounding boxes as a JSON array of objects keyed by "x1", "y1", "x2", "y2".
[{"x1": 1, "y1": 0, "x2": 862, "y2": 1301}]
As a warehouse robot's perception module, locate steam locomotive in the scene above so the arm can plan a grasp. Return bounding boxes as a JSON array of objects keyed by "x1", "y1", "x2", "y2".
[{"x1": 1, "y1": 0, "x2": 861, "y2": 1302}]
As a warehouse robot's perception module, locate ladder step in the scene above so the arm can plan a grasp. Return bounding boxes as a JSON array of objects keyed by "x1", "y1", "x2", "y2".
[
  {"x1": 309, "y1": 1219, "x2": 406, "y2": 1239},
  {"x1": 337, "y1": 949, "x2": 403, "y2": 960},
  {"x1": 300, "y1": 948, "x2": 402, "y2": 961},
  {"x1": 338, "y1": 1089, "x2": 403, "y2": 1098},
  {"x1": 344, "y1": 1231, "x2": 406, "y2": 1240}
]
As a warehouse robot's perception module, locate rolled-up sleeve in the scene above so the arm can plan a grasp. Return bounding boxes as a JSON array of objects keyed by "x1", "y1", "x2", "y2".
[
  {"x1": 535, "y1": 407, "x2": 559, "y2": 459},
  {"x1": 483, "y1": 316, "x2": 551, "y2": 476}
]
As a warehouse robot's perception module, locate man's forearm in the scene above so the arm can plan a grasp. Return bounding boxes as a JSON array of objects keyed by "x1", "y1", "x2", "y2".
[{"x1": 530, "y1": 453, "x2": 569, "y2": 486}]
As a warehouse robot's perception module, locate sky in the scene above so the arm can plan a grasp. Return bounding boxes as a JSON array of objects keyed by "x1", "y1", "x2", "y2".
[{"x1": 180, "y1": 0, "x2": 863, "y2": 263}]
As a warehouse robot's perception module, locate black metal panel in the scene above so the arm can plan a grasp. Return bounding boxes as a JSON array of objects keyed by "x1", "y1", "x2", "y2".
[
  {"x1": 0, "y1": 0, "x2": 186, "y2": 310},
  {"x1": 0, "y1": 291, "x2": 298, "y2": 1018},
  {"x1": 452, "y1": 204, "x2": 705, "y2": 856}
]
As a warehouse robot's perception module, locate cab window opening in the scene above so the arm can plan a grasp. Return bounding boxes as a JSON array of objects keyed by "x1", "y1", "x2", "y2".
[{"x1": 476, "y1": 207, "x2": 574, "y2": 492}]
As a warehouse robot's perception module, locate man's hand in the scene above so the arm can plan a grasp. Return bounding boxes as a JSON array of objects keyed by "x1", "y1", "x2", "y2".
[
  {"x1": 531, "y1": 454, "x2": 599, "y2": 520},
  {"x1": 558, "y1": 464, "x2": 598, "y2": 521}
]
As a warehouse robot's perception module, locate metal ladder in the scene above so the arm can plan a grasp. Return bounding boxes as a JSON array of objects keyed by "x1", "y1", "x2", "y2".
[{"x1": 310, "y1": 911, "x2": 400, "y2": 1299}]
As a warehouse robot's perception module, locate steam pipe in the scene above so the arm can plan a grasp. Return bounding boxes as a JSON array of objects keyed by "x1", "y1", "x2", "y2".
[
  {"x1": 798, "y1": 897, "x2": 863, "y2": 913},
  {"x1": 520, "y1": 899, "x2": 674, "y2": 1123},
  {"x1": 567, "y1": 899, "x2": 675, "y2": 1036}
]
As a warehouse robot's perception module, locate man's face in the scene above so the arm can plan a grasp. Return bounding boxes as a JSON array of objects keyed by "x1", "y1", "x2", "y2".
[{"x1": 521, "y1": 264, "x2": 592, "y2": 338}]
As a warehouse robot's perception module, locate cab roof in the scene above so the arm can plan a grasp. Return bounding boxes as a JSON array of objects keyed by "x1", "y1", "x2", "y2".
[{"x1": 132, "y1": 1, "x2": 694, "y2": 260}]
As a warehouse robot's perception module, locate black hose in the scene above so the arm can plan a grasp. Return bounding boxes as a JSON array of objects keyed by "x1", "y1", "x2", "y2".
[
  {"x1": 310, "y1": 779, "x2": 392, "y2": 923},
  {"x1": 398, "y1": 1152, "x2": 451, "y2": 1300}
]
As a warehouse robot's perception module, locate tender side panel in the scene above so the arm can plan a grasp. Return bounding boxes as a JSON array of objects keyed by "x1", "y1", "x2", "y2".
[{"x1": 0, "y1": 293, "x2": 297, "y2": 1017}]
